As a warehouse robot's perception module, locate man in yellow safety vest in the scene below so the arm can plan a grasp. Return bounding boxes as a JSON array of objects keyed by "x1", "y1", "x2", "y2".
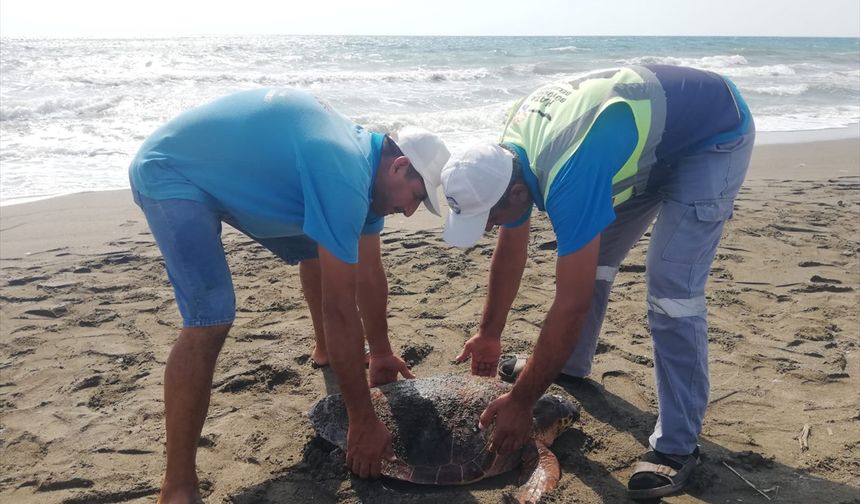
[{"x1": 442, "y1": 64, "x2": 754, "y2": 500}]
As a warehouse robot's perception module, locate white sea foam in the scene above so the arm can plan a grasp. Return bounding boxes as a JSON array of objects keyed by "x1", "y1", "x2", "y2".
[
  {"x1": 623, "y1": 55, "x2": 803, "y2": 81},
  {"x1": 748, "y1": 84, "x2": 809, "y2": 96},
  {"x1": 355, "y1": 102, "x2": 513, "y2": 149},
  {"x1": 718, "y1": 64, "x2": 796, "y2": 77},
  {"x1": 0, "y1": 96, "x2": 127, "y2": 121},
  {"x1": 622, "y1": 54, "x2": 750, "y2": 70},
  {"x1": 755, "y1": 104, "x2": 860, "y2": 131}
]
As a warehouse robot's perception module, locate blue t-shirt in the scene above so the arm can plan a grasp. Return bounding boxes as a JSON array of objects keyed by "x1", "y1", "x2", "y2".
[{"x1": 129, "y1": 88, "x2": 384, "y2": 264}]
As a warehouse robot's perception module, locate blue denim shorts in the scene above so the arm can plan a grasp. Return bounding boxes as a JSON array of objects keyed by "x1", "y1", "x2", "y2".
[{"x1": 133, "y1": 190, "x2": 318, "y2": 327}]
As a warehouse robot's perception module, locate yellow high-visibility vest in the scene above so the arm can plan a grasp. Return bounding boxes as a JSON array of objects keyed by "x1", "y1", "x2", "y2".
[{"x1": 501, "y1": 66, "x2": 666, "y2": 206}]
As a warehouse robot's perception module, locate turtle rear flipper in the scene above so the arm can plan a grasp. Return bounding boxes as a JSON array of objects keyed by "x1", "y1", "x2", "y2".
[{"x1": 506, "y1": 441, "x2": 560, "y2": 504}]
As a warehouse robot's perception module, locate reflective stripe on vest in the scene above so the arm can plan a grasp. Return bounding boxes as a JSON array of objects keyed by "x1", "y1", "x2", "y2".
[{"x1": 500, "y1": 66, "x2": 666, "y2": 208}]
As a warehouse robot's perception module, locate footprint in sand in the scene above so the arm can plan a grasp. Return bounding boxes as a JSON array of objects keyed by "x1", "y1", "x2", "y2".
[
  {"x1": 6, "y1": 274, "x2": 49, "y2": 286},
  {"x1": 400, "y1": 342, "x2": 433, "y2": 367},
  {"x1": 600, "y1": 369, "x2": 653, "y2": 412},
  {"x1": 24, "y1": 305, "x2": 68, "y2": 318},
  {"x1": 213, "y1": 364, "x2": 300, "y2": 393}
]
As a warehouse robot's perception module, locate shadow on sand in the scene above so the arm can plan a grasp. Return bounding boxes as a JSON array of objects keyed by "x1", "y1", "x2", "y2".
[
  {"x1": 228, "y1": 373, "x2": 859, "y2": 504},
  {"x1": 548, "y1": 377, "x2": 859, "y2": 504}
]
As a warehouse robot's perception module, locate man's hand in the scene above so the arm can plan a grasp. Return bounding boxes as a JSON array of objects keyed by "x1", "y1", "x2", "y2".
[
  {"x1": 368, "y1": 353, "x2": 415, "y2": 387},
  {"x1": 455, "y1": 332, "x2": 502, "y2": 377},
  {"x1": 479, "y1": 391, "x2": 533, "y2": 455},
  {"x1": 346, "y1": 415, "x2": 396, "y2": 478}
]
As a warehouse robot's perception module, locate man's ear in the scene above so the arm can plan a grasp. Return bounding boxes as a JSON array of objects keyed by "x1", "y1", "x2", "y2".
[
  {"x1": 391, "y1": 155, "x2": 411, "y2": 176},
  {"x1": 511, "y1": 183, "x2": 531, "y2": 204}
]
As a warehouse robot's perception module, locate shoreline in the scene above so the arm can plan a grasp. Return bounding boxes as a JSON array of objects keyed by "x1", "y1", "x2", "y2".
[
  {"x1": 1, "y1": 127, "x2": 858, "y2": 209},
  {"x1": 1, "y1": 137, "x2": 858, "y2": 261},
  {"x1": 755, "y1": 123, "x2": 860, "y2": 145}
]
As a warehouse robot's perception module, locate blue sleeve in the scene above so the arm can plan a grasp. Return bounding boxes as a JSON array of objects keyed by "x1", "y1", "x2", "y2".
[
  {"x1": 546, "y1": 102, "x2": 638, "y2": 256},
  {"x1": 299, "y1": 141, "x2": 370, "y2": 264},
  {"x1": 361, "y1": 212, "x2": 384, "y2": 235},
  {"x1": 502, "y1": 204, "x2": 532, "y2": 229}
]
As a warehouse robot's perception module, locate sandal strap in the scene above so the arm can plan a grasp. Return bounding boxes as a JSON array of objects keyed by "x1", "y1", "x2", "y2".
[
  {"x1": 632, "y1": 461, "x2": 678, "y2": 478},
  {"x1": 511, "y1": 356, "x2": 527, "y2": 374},
  {"x1": 499, "y1": 354, "x2": 529, "y2": 383}
]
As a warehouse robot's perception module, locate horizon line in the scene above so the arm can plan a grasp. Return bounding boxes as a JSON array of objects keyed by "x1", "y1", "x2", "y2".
[{"x1": 2, "y1": 33, "x2": 859, "y2": 40}]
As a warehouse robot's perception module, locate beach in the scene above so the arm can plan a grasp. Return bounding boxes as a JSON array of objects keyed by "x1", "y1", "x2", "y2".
[{"x1": 0, "y1": 137, "x2": 858, "y2": 503}]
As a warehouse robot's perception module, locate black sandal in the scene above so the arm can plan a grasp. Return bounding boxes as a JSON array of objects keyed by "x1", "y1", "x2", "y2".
[
  {"x1": 498, "y1": 354, "x2": 528, "y2": 383},
  {"x1": 498, "y1": 355, "x2": 584, "y2": 387},
  {"x1": 628, "y1": 447, "x2": 700, "y2": 500}
]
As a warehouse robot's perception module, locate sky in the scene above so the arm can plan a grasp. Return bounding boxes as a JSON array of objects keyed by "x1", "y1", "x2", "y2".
[{"x1": 1, "y1": 0, "x2": 859, "y2": 38}]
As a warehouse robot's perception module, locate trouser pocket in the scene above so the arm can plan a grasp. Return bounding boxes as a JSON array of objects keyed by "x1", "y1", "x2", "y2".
[{"x1": 660, "y1": 197, "x2": 735, "y2": 265}]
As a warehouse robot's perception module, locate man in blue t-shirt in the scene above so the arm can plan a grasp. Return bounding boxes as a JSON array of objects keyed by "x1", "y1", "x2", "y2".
[
  {"x1": 128, "y1": 88, "x2": 450, "y2": 504},
  {"x1": 440, "y1": 65, "x2": 754, "y2": 500}
]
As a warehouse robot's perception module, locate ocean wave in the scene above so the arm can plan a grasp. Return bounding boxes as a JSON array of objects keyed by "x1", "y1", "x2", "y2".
[
  {"x1": 755, "y1": 104, "x2": 860, "y2": 131},
  {"x1": 747, "y1": 84, "x2": 809, "y2": 96},
  {"x1": 1, "y1": 67, "x2": 505, "y2": 122},
  {"x1": 718, "y1": 64, "x2": 796, "y2": 77},
  {"x1": 499, "y1": 64, "x2": 541, "y2": 77},
  {"x1": 353, "y1": 102, "x2": 514, "y2": 149},
  {"x1": 533, "y1": 63, "x2": 574, "y2": 75},
  {"x1": 745, "y1": 72, "x2": 860, "y2": 96},
  {"x1": 624, "y1": 54, "x2": 802, "y2": 79},
  {"x1": 623, "y1": 54, "x2": 750, "y2": 68},
  {"x1": 546, "y1": 46, "x2": 579, "y2": 52},
  {"x1": 620, "y1": 54, "x2": 800, "y2": 78},
  {"x1": 0, "y1": 95, "x2": 126, "y2": 121},
  {"x1": 53, "y1": 67, "x2": 499, "y2": 89},
  {"x1": 812, "y1": 72, "x2": 860, "y2": 93}
]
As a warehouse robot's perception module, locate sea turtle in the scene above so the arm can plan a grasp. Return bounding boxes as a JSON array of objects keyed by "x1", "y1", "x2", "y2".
[{"x1": 308, "y1": 374, "x2": 580, "y2": 503}]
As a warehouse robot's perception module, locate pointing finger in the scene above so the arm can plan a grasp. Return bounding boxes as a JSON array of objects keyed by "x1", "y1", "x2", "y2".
[
  {"x1": 400, "y1": 363, "x2": 416, "y2": 380},
  {"x1": 455, "y1": 346, "x2": 471, "y2": 364}
]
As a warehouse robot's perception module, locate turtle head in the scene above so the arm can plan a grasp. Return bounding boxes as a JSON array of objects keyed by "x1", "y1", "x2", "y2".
[{"x1": 532, "y1": 394, "x2": 580, "y2": 445}]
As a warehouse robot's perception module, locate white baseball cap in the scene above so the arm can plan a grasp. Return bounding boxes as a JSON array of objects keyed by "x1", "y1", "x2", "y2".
[
  {"x1": 391, "y1": 126, "x2": 451, "y2": 217},
  {"x1": 441, "y1": 142, "x2": 514, "y2": 248}
]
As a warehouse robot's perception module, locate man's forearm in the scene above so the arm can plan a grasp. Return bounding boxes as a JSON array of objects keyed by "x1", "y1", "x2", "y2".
[
  {"x1": 356, "y1": 234, "x2": 391, "y2": 356},
  {"x1": 325, "y1": 300, "x2": 376, "y2": 419},
  {"x1": 510, "y1": 304, "x2": 587, "y2": 405},
  {"x1": 480, "y1": 226, "x2": 529, "y2": 335},
  {"x1": 357, "y1": 261, "x2": 391, "y2": 356},
  {"x1": 509, "y1": 234, "x2": 599, "y2": 404}
]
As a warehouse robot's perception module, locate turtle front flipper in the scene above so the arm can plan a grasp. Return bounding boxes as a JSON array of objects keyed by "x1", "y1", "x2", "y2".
[{"x1": 507, "y1": 441, "x2": 560, "y2": 504}]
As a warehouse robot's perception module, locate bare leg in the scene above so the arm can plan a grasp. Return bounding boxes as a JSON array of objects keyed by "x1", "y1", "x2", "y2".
[
  {"x1": 158, "y1": 324, "x2": 230, "y2": 504},
  {"x1": 300, "y1": 259, "x2": 328, "y2": 366},
  {"x1": 300, "y1": 259, "x2": 369, "y2": 367}
]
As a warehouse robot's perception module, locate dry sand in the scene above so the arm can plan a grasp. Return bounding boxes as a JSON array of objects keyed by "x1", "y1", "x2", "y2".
[{"x1": 1, "y1": 139, "x2": 858, "y2": 504}]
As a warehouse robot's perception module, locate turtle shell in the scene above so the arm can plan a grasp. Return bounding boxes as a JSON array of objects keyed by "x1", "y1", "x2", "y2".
[{"x1": 308, "y1": 374, "x2": 522, "y2": 485}]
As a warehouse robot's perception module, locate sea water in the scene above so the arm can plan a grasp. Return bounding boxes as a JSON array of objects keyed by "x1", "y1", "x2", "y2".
[{"x1": 1, "y1": 35, "x2": 858, "y2": 205}]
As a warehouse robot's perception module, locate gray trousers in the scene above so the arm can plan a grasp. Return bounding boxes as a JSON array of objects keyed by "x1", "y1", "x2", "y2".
[{"x1": 560, "y1": 126, "x2": 756, "y2": 455}]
